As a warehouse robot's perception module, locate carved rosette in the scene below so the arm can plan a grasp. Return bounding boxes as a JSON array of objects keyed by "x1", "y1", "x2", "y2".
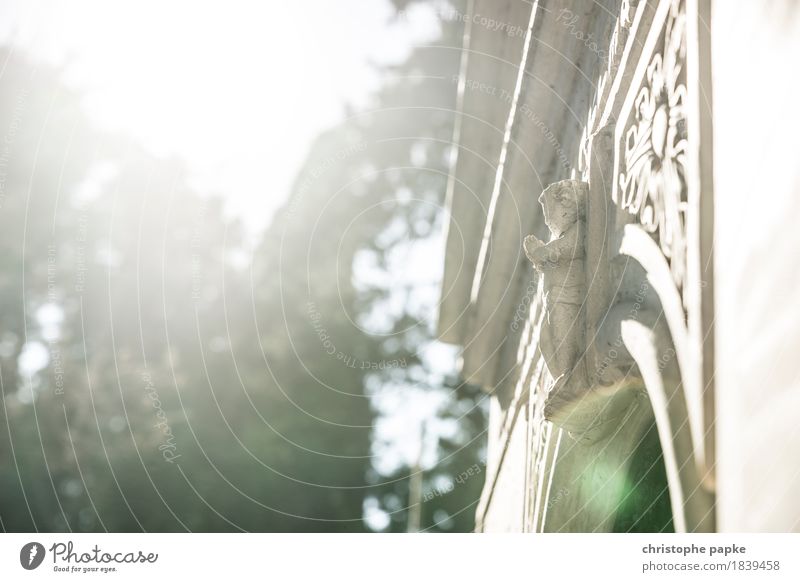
[{"x1": 617, "y1": 0, "x2": 688, "y2": 308}]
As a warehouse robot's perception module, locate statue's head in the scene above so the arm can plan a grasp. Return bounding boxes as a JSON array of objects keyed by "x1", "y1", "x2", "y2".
[{"x1": 538, "y1": 179, "x2": 587, "y2": 236}]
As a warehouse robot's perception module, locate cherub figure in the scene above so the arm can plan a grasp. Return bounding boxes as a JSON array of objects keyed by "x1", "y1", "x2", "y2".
[{"x1": 524, "y1": 179, "x2": 588, "y2": 399}]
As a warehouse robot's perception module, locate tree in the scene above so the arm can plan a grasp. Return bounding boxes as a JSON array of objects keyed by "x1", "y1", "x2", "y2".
[{"x1": 0, "y1": 0, "x2": 486, "y2": 533}]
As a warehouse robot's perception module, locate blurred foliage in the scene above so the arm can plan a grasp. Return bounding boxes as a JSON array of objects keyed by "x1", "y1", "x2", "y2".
[
  {"x1": 612, "y1": 424, "x2": 674, "y2": 533},
  {"x1": 0, "y1": 0, "x2": 485, "y2": 533}
]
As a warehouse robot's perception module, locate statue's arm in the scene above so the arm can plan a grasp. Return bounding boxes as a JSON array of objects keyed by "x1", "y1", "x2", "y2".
[{"x1": 538, "y1": 224, "x2": 584, "y2": 265}]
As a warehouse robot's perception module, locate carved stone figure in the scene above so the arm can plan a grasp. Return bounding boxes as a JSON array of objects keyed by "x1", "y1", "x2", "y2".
[{"x1": 524, "y1": 179, "x2": 588, "y2": 416}]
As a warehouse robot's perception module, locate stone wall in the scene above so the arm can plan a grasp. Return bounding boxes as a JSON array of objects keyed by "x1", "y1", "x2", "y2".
[{"x1": 439, "y1": 0, "x2": 800, "y2": 533}]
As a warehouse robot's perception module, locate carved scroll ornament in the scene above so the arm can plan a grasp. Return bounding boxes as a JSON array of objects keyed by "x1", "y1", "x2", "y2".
[{"x1": 617, "y1": 0, "x2": 689, "y2": 306}]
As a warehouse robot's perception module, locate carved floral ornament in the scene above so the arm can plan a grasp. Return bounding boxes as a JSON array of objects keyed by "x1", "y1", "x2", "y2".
[{"x1": 617, "y1": 0, "x2": 689, "y2": 302}]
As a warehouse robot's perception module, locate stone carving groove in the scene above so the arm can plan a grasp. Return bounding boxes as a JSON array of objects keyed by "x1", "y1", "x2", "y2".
[
  {"x1": 608, "y1": 0, "x2": 640, "y2": 78},
  {"x1": 578, "y1": 0, "x2": 641, "y2": 176},
  {"x1": 617, "y1": 0, "x2": 688, "y2": 306}
]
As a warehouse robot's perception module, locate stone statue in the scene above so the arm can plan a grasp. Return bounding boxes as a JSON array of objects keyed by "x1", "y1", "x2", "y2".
[{"x1": 524, "y1": 179, "x2": 588, "y2": 417}]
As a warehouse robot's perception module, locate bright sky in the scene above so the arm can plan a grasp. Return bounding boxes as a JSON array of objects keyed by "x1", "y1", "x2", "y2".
[{"x1": 0, "y1": 0, "x2": 439, "y2": 235}]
